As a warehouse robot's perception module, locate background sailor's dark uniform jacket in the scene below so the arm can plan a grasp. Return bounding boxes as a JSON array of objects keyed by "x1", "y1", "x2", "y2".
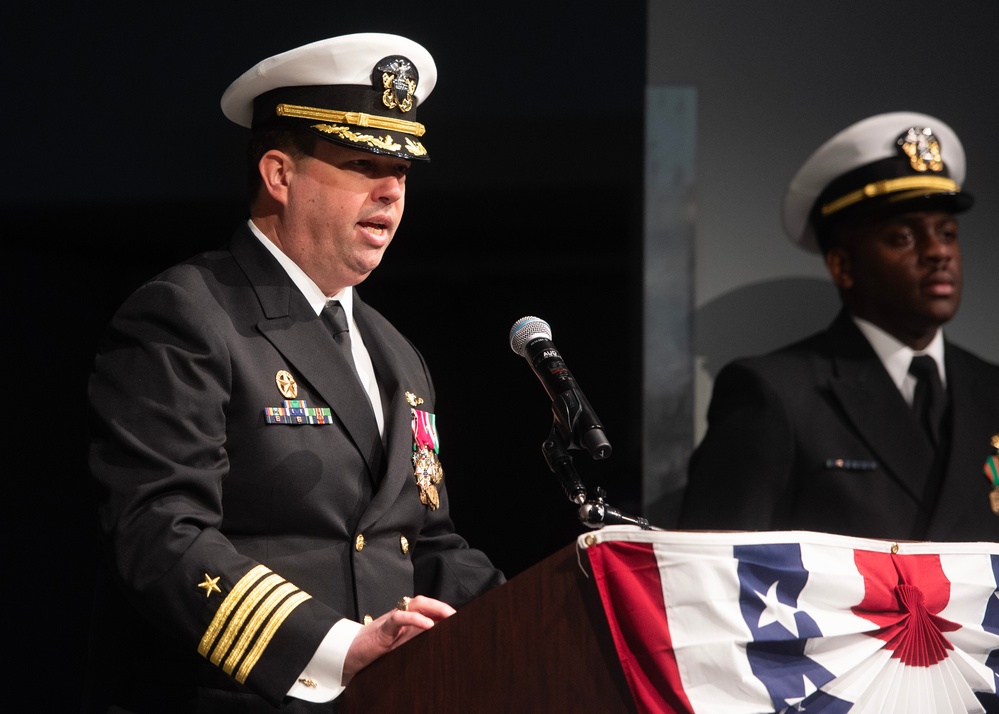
[
  {"x1": 85, "y1": 225, "x2": 504, "y2": 712},
  {"x1": 681, "y1": 310, "x2": 999, "y2": 542}
]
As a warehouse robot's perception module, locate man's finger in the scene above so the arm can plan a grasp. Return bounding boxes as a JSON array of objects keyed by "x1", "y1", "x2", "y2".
[{"x1": 395, "y1": 594, "x2": 456, "y2": 621}]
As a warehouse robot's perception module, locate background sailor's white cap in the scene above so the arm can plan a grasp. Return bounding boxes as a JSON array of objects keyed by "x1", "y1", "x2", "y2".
[
  {"x1": 781, "y1": 111, "x2": 972, "y2": 253},
  {"x1": 221, "y1": 33, "x2": 437, "y2": 161}
]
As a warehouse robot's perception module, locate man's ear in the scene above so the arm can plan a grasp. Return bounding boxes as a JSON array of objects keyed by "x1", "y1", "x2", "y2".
[
  {"x1": 825, "y1": 246, "x2": 854, "y2": 290},
  {"x1": 257, "y1": 150, "x2": 296, "y2": 206}
]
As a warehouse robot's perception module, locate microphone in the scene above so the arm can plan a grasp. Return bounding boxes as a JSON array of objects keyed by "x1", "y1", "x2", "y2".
[{"x1": 509, "y1": 316, "x2": 612, "y2": 460}]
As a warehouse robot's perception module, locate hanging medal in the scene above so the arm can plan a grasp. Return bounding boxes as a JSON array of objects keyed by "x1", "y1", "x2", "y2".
[
  {"x1": 985, "y1": 435, "x2": 999, "y2": 516},
  {"x1": 411, "y1": 407, "x2": 443, "y2": 510}
]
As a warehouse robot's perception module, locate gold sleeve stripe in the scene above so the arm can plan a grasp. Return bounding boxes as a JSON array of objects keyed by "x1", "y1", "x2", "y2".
[
  {"x1": 821, "y1": 175, "x2": 959, "y2": 217},
  {"x1": 208, "y1": 573, "x2": 285, "y2": 665},
  {"x1": 275, "y1": 103, "x2": 426, "y2": 137},
  {"x1": 234, "y1": 591, "x2": 313, "y2": 684},
  {"x1": 198, "y1": 564, "x2": 272, "y2": 657},
  {"x1": 222, "y1": 581, "x2": 300, "y2": 675}
]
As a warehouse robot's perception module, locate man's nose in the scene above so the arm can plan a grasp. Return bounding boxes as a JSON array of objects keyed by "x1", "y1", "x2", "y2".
[
  {"x1": 374, "y1": 175, "x2": 404, "y2": 204},
  {"x1": 921, "y1": 232, "x2": 955, "y2": 263}
]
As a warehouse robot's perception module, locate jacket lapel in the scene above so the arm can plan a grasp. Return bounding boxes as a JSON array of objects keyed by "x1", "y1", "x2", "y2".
[
  {"x1": 353, "y1": 300, "x2": 416, "y2": 526},
  {"x1": 825, "y1": 313, "x2": 937, "y2": 506},
  {"x1": 925, "y1": 343, "x2": 996, "y2": 537},
  {"x1": 230, "y1": 227, "x2": 384, "y2": 480}
]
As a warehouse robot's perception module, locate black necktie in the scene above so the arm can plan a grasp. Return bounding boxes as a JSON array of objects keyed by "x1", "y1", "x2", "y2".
[
  {"x1": 322, "y1": 300, "x2": 359, "y2": 378},
  {"x1": 908, "y1": 354, "x2": 946, "y2": 444},
  {"x1": 321, "y1": 300, "x2": 385, "y2": 481},
  {"x1": 322, "y1": 300, "x2": 350, "y2": 342}
]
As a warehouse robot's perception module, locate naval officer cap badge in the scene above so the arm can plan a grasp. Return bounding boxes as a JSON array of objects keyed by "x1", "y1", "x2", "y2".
[{"x1": 221, "y1": 33, "x2": 436, "y2": 161}]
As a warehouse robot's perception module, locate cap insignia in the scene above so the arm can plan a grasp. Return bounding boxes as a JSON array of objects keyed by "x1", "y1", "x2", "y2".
[
  {"x1": 897, "y1": 126, "x2": 944, "y2": 173},
  {"x1": 375, "y1": 56, "x2": 418, "y2": 113}
]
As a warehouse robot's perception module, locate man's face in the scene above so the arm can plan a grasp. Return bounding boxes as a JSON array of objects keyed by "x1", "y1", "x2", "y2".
[
  {"x1": 828, "y1": 210, "x2": 962, "y2": 348},
  {"x1": 279, "y1": 141, "x2": 410, "y2": 295}
]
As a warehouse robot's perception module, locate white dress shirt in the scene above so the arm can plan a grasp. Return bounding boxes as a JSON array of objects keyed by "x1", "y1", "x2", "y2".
[{"x1": 852, "y1": 315, "x2": 946, "y2": 406}]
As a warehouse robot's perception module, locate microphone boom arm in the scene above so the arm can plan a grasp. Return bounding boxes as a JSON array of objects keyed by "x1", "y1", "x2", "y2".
[{"x1": 542, "y1": 422, "x2": 588, "y2": 505}]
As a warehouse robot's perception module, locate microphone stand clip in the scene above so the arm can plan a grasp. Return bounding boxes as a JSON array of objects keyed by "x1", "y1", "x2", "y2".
[{"x1": 541, "y1": 423, "x2": 656, "y2": 531}]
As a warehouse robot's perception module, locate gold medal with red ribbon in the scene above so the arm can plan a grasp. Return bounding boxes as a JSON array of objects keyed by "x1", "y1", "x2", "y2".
[
  {"x1": 411, "y1": 407, "x2": 443, "y2": 510},
  {"x1": 985, "y1": 435, "x2": 999, "y2": 516}
]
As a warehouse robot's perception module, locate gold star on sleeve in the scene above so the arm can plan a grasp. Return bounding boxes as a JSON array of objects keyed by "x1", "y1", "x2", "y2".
[{"x1": 198, "y1": 573, "x2": 222, "y2": 598}]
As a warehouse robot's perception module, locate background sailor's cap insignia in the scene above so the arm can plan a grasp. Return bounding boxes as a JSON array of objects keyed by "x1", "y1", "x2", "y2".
[
  {"x1": 898, "y1": 126, "x2": 944, "y2": 173},
  {"x1": 375, "y1": 56, "x2": 418, "y2": 113}
]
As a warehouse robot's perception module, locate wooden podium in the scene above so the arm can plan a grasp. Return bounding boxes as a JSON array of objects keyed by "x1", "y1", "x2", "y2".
[{"x1": 340, "y1": 542, "x2": 637, "y2": 713}]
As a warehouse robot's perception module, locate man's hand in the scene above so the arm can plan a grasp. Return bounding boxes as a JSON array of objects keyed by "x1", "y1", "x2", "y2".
[{"x1": 341, "y1": 595, "x2": 456, "y2": 685}]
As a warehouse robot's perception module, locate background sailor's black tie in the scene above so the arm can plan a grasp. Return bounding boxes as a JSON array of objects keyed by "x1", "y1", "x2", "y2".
[{"x1": 909, "y1": 354, "x2": 946, "y2": 445}]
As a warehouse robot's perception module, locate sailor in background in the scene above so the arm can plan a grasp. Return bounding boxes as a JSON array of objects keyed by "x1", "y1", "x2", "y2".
[{"x1": 681, "y1": 112, "x2": 999, "y2": 543}]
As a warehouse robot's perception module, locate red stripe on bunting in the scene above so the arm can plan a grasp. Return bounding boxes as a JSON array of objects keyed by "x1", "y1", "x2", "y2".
[{"x1": 587, "y1": 541, "x2": 694, "y2": 714}]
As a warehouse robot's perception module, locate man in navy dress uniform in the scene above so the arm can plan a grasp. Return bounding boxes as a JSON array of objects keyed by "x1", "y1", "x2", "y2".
[
  {"x1": 681, "y1": 112, "x2": 999, "y2": 544},
  {"x1": 86, "y1": 33, "x2": 504, "y2": 712}
]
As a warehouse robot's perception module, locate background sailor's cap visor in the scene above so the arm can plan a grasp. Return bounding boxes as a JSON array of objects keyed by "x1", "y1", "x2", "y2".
[{"x1": 812, "y1": 189, "x2": 974, "y2": 238}]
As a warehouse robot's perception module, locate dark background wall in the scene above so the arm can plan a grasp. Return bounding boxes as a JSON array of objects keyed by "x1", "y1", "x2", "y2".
[{"x1": 2, "y1": 2, "x2": 647, "y2": 706}]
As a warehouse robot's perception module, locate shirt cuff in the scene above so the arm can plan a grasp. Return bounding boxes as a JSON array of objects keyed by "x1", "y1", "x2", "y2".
[{"x1": 287, "y1": 618, "x2": 365, "y2": 703}]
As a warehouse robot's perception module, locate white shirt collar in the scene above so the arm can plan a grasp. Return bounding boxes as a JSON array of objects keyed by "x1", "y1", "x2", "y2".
[
  {"x1": 852, "y1": 315, "x2": 946, "y2": 392},
  {"x1": 247, "y1": 219, "x2": 353, "y2": 319},
  {"x1": 247, "y1": 220, "x2": 383, "y2": 435}
]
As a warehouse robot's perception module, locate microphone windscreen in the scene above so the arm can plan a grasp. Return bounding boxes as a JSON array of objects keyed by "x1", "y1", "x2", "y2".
[{"x1": 509, "y1": 316, "x2": 552, "y2": 357}]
